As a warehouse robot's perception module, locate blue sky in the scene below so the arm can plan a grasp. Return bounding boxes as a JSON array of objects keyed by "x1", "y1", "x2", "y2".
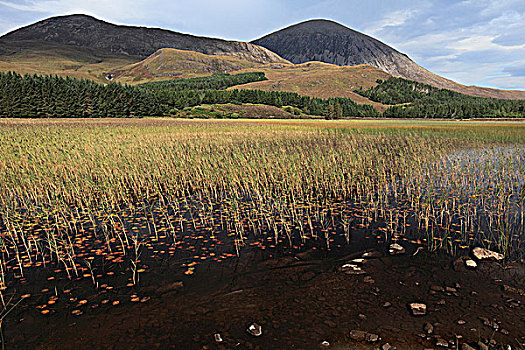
[{"x1": 0, "y1": 0, "x2": 523, "y2": 90}]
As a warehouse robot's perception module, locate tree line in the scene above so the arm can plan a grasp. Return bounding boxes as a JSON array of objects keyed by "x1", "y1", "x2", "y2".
[
  {"x1": 0, "y1": 72, "x2": 378, "y2": 118},
  {"x1": 355, "y1": 77, "x2": 525, "y2": 118},
  {"x1": 139, "y1": 72, "x2": 267, "y2": 91}
]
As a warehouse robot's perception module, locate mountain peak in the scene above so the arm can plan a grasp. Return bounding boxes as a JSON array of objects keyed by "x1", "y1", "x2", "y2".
[{"x1": 0, "y1": 14, "x2": 288, "y2": 64}]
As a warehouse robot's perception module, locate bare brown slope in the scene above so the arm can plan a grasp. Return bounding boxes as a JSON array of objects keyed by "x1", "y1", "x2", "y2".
[{"x1": 230, "y1": 62, "x2": 392, "y2": 111}]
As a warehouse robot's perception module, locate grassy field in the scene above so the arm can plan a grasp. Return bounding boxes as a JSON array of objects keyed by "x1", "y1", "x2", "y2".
[{"x1": 0, "y1": 118, "x2": 523, "y2": 294}]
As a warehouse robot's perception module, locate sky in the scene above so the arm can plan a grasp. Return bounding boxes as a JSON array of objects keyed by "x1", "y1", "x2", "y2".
[{"x1": 0, "y1": 0, "x2": 523, "y2": 90}]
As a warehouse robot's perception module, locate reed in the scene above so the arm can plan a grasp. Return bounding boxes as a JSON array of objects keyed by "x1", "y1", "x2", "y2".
[{"x1": 0, "y1": 118, "x2": 523, "y2": 289}]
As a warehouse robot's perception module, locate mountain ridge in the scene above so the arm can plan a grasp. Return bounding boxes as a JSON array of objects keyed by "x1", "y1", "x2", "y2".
[{"x1": 1, "y1": 14, "x2": 288, "y2": 65}]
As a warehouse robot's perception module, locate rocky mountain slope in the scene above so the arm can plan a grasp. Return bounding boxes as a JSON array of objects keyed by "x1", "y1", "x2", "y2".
[
  {"x1": 253, "y1": 20, "x2": 525, "y2": 100},
  {"x1": 1, "y1": 14, "x2": 288, "y2": 65}
]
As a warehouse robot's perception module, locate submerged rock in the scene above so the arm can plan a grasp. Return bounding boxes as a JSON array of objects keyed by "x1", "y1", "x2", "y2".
[
  {"x1": 213, "y1": 333, "x2": 223, "y2": 343},
  {"x1": 388, "y1": 243, "x2": 405, "y2": 255},
  {"x1": 362, "y1": 250, "x2": 382, "y2": 259},
  {"x1": 472, "y1": 247, "x2": 503, "y2": 261},
  {"x1": 423, "y1": 322, "x2": 434, "y2": 334},
  {"x1": 349, "y1": 330, "x2": 367, "y2": 341},
  {"x1": 340, "y1": 264, "x2": 366, "y2": 275},
  {"x1": 409, "y1": 303, "x2": 427, "y2": 316},
  {"x1": 247, "y1": 323, "x2": 262, "y2": 337},
  {"x1": 465, "y1": 259, "x2": 477, "y2": 269}
]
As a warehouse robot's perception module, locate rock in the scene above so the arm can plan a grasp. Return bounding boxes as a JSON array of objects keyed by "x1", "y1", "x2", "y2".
[
  {"x1": 381, "y1": 343, "x2": 392, "y2": 350},
  {"x1": 358, "y1": 314, "x2": 367, "y2": 320},
  {"x1": 430, "y1": 285, "x2": 445, "y2": 292},
  {"x1": 461, "y1": 344, "x2": 476, "y2": 350},
  {"x1": 363, "y1": 276, "x2": 375, "y2": 284},
  {"x1": 424, "y1": 322, "x2": 434, "y2": 334},
  {"x1": 362, "y1": 250, "x2": 382, "y2": 259},
  {"x1": 383, "y1": 302, "x2": 392, "y2": 308},
  {"x1": 366, "y1": 333, "x2": 380, "y2": 343},
  {"x1": 389, "y1": 243, "x2": 405, "y2": 255},
  {"x1": 409, "y1": 303, "x2": 427, "y2": 316},
  {"x1": 340, "y1": 264, "x2": 366, "y2": 275},
  {"x1": 465, "y1": 259, "x2": 477, "y2": 269},
  {"x1": 436, "y1": 337, "x2": 449, "y2": 347},
  {"x1": 472, "y1": 247, "x2": 503, "y2": 261},
  {"x1": 320, "y1": 340, "x2": 330, "y2": 347},
  {"x1": 156, "y1": 281, "x2": 184, "y2": 294},
  {"x1": 301, "y1": 271, "x2": 316, "y2": 281},
  {"x1": 213, "y1": 333, "x2": 223, "y2": 343},
  {"x1": 349, "y1": 330, "x2": 367, "y2": 341},
  {"x1": 445, "y1": 286, "x2": 457, "y2": 293},
  {"x1": 351, "y1": 258, "x2": 365, "y2": 264},
  {"x1": 502, "y1": 284, "x2": 525, "y2": 296},
  {"x1": 457, "y1": 320, "x2": 466, "y2": 325},
  {"x1": 247, "y1": 323, "x2": 262, "y2": 337},
  {"x1": 477, "y1": 341, "x2": 489, "y2": 350}
]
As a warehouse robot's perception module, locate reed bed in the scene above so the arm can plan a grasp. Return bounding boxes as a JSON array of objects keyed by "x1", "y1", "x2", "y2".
[{"x1": 0, "y1": 118, "x2": 523, "y2": 295}]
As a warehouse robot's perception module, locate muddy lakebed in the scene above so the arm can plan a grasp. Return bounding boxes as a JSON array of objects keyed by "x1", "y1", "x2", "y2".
[{"x1": 1, "y1": 140, "x2": 524, "y2": 349}]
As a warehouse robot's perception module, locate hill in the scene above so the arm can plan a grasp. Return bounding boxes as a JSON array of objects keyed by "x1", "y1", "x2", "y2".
[
  {"x1": 252, "y1": 19, "x2": 525, "y2": 100},
  {"x1": 1, "y1": 14, "x2": 288, "y2": 64},
  {"x1": 0, "y1": 40, "x2": 138, "y2": 83},
  {"x1": 112, "y1": 48, "x2": 268, "y2": 84},
  {"x1": 230, "y1": 62, "x2": 391, "y2": 111}
]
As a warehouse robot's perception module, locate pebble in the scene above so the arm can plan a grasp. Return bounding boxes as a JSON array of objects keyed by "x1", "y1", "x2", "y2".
[
  {"x1": 247, "y1": 323, "x2": 262, "y2": 337},
  {"x1": 366, "y1": 333, "x2": 380, "y2": 343},
  {"x1": 383, "y1": 302, "x2": 392, "y2": 308},
  {"x1": 436, "y1": 337, "x2": 449, "y2": 347},
  {"x1": 213, "y1": 333, "x2": 223, "y2": 343},
  {"x1": 457, "y1": 320, "x2": 466, "y2": 325},
  {"x1": 340, "y1": 264, "x2": 366, "y2": 275},
  {"x1": 465, "y1": 259, "x2": 477, "y2": 269},
  {"x1": 409, "y1": 303, "x2": 427, "y2": 316},
  {"x1": 472, "y1": 247, "x2": 504, "y2": 261},
  {"x1": 389, "y1": 243, "x2": 405, "y2": 255},
  {"x1": 320, "y1": 340, "x2": 330, "y2": 347},
  {"x1": 423, "y1": 323, "x2": 434, "y2": 334},
  {"x1": 349, "y1": 330, "x2": 367, "y2": 342},
  {"x1": 381, "y1": 343, "x2": 392, "y2": 350}
]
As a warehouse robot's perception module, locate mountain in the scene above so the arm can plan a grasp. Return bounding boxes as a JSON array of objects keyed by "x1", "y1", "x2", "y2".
[
  {"x1": 253, "y1": 19, "x2": 525, "y2": 100},
  {"x1": 1, "y1": 14, "x2": 288, "y2": 65}
]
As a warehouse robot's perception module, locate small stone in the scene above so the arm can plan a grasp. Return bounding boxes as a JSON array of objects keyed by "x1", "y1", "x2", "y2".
[
  {"x1": 362, "y1": 251, "x2": 382, "y2": 259},
  {"x1": 366, "y1": 333, "x2": 380, "y2": 343},
  {"x1": 383, "y1": 302, "x2": 392, "y2": 308},
  {"x1": 358, "y1": 314, "x2": 367, "y2": 320},
  {"x1": 445, "y1": 286, "x2": 457, "y2": 293},
  {"x1": 349, "y1": 330, "x2": 367, "y2": 341},
  {"x1": 389, "y1": 243, "x2": 405, "y2": 255},
  {"x1": 436, "y1": 337, "x2": 449, "y2": 347},
  {"x1": 424, "y1": 323, "x2": 434, "y2": 334},
  {"x1": 340, "y1": 264, "x2": 366, "y2": 275},
  {"x1": 477, "y1": 341, "x2": 489, "y2": 350},
  {"x1": 472, "y1": 247, "x2": 504, "y2": 261},
  {"x1": 457, "y1": 320, "x2": 466, "y2": 325},
  {"x1": 320, "y1": 340, "x2": 330, "y2": 347},
  {"x1": 213, "y1": 334, "x2": 223, "y2": 343},
  {"x1": 409, "y1": 302, "x2": 427, "y2": 316},
  {"x1": 465, "y1": 259, "x2": 477, "y2": 269},
  {"x1": 247, "y1": 323, "x2": 262, "y2": 337},
  {"x1": 381, "y1": 343, "x2": 392, "y2": 350},
  {"x1": 500, "y1": 328, "x2": 509, "y2": 335},
  {"x1": 364, "y1": 276, "x2": 375, "y2": 284},
  {"x1": 461, "y1": 344, "x2": 476, "y2": 350},
  {"x1": 156, "y1": 281, "x2": 184, "y2": 294},
  {"x1": 431, "y1": 285, "x2": 445, "y2": 292}
]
